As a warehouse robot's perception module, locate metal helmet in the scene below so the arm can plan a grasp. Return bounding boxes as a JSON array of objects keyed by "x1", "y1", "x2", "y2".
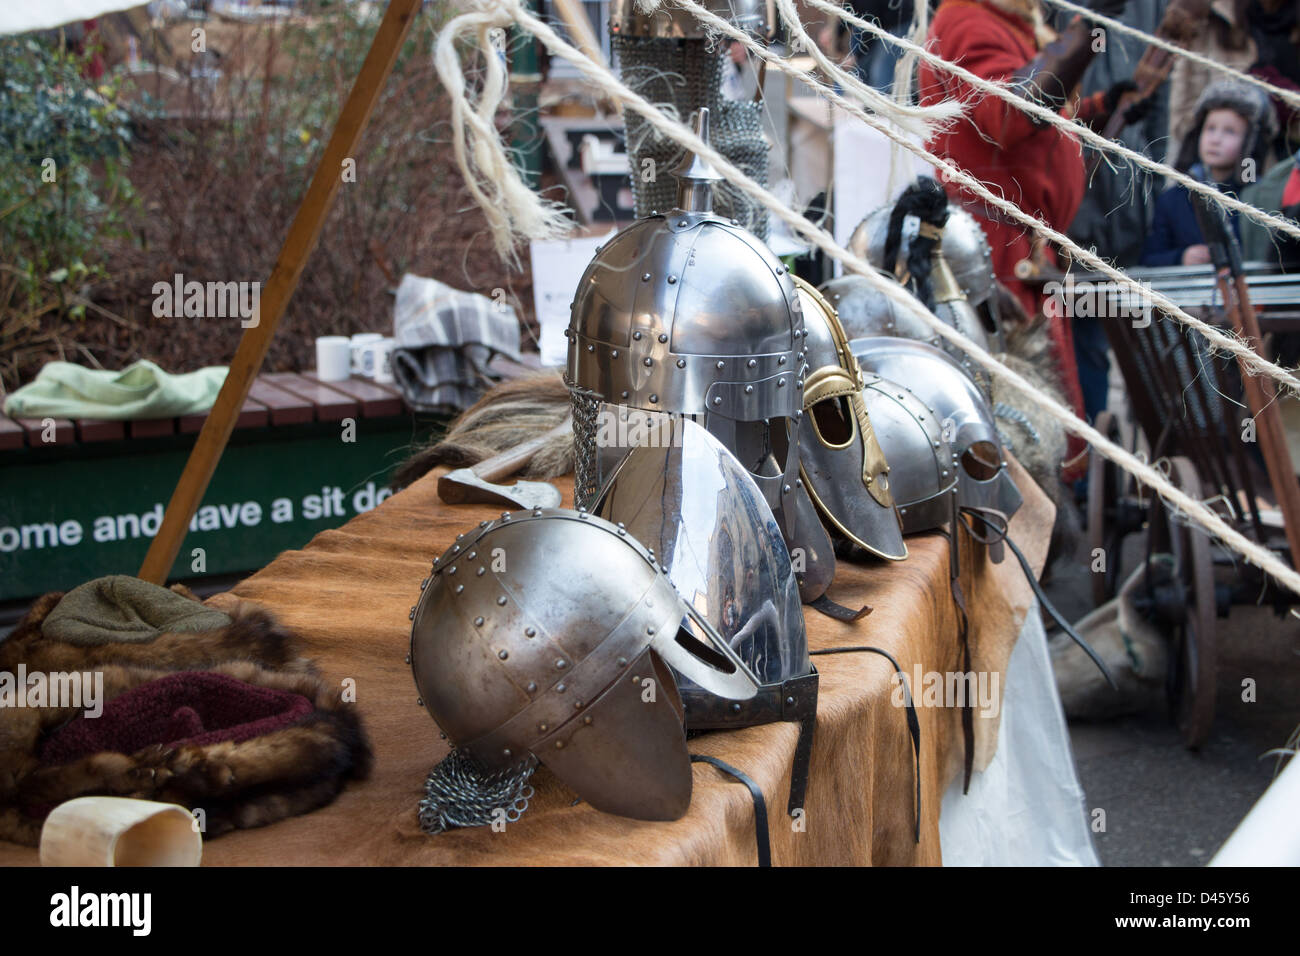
[
  {"x1": 567, "y1": 109, "x2": 834, "y2": 601},
  {"x1": 852, "y1": 337, "x2": 1022, "y2": 524},
  {"x1": 794, "y1": 275, "x2": 907, "y2": 560},
  {"x1": 821, "y1": 271, "x2": 938, "y2": 345},
  {"x1": 592, "y1": 417, "x2": 817, "y2": 812},
  {"x1": 610, "y1": 0, "x2": 773, "y2": 38},
  {"x1": 858, "y1": 372, "x2": 958, "y2": 535},
  {"x1": 410, "y1": 508, "x2": 760, "y2": 828},
  {"x1": 850, "y1": 196, "x2": 1004, "y2": 350}
]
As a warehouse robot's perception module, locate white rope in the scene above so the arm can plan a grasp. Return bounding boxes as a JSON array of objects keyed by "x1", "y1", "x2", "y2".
[
  {"x1": 681, "y1": 0, "x2": 1300, "y2": 401},
  {"x1": 440, "y1": 0, "x2": 1300, "y2": 598},
  {"x1": 1042, "y1": 0, "x2": 1300, "y2": 114},
  {"x1": 808, "y1": 0, "x2": 1300, "y2": 243},
  {"x1": 432, "y1": 11, "x2": 572, "y2": 262}
]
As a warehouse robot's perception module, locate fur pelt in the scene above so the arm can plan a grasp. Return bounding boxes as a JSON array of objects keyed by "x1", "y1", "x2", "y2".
[
  {"x1": 392, "y1": 369, "x2": 574, "y2": 490},
  {"x1": 0, "y1": 593, "x2": 372, "y2": 846}
]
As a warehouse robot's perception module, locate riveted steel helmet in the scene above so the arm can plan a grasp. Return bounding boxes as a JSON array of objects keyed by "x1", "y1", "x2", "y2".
[
  {"x1": 410, "y1": 508, "x2": 760, "y2": 830},
  {"x1": 859, "y1": 372, "x2": 958, "y2": 535},
  {"x1": 567, "y1": 109, "x2": 833, "y2": 601},
  {"x1": 853, "y1": 337, "x2": 1022, "y2": 525},
  {"x1": 821, "y1": 271, "x2": 938, "y2": 345},
  {"x1": 610, "y1": 0, "x2": 773, "y2": 38},
  {"x1": 794, "y1": 275, "x2": 907, "y2": 560},
  {"x1": 593, "y1": 417, "x2": 818, "y2": 813},
  {"x1": 850, "y1": 198, "x2": 1004, "y2": 351}
]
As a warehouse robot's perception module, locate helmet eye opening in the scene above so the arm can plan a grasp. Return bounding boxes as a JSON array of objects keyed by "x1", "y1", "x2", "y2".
[
  {"x1": 674, "y1": 616, "x2": 738, "y2": 675},
  {"x1": 809, "y1": 395, "x2": 856, "y2": 450},
  {"x1": 961, "y1": 441, "x2": 1001, "y2": 481}
]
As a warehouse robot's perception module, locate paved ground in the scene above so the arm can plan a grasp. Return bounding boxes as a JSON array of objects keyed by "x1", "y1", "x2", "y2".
[{"x1": 1044, "y1": 524, "x2": 1300, "y2": 867}]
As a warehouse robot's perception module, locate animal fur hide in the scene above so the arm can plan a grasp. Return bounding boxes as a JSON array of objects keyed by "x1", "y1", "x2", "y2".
[
  {"x1": 0, "y1": 591, "x2": 372, "y2": 847},
  {"x1": 392, "y1": 369, "x2": 574, "y2": 490}
]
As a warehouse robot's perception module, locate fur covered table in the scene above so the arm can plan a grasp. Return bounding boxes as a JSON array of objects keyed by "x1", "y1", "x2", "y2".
[{"x1": 0, "y1": 459, "x2": 1052, "y2": 866}]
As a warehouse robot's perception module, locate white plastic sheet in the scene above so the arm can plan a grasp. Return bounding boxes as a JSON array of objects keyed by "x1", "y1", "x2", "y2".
[
  {"x1": 0, "y1": 1, "x2": 146, "y2": 36},
  {"x1": 939, "y1": 603, "x2": 1101, "y2": 866}
]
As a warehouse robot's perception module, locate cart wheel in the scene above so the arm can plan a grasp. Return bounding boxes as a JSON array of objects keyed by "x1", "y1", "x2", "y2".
[
  {"x1": 1147, "y1": 456, "x2": 1217, "y2": 748},
  {"x1": 1088, "y1": 410, "x2": 1137, "y2": 606}
]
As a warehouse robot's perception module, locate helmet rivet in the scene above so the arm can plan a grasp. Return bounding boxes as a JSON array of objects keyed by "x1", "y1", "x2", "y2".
[
  {"x1": 617, "y1": 522, "x2": 626, "y2": 529},
  {"x1": 539, "y1": 723, "x2": 548, "y2": 732},
  {"x1": 408, "y1": 607, "x2": 416, "y2": 621},
  {"x1": 498, "y1": 649, "x2": 509, "y2": 660},
  {"x1": 658, "y1": 333, "x2": 668, "y2": 343},
  {"x1": 631, "y1": 675, "x2": 640, "y2": 684},
  {"x1": 633, "y1": 331, "x2": 642, "y2": 340},
  {"x1": 477, "y1": 567, "x2": 486, "y2": 576},
  {"x1": 555, "y1": 741, "x2": 565, "y2": 749},
  {"x1": 617, "y1": 656, "x2": 628, "y2": 667},
  {"x1": 416, "y1": 698, "x2": 423, "y2": 706},
  {"x1": 643, "y1": 357, "x2": 653, "y2": 367},
  {"x1": 744, "y1": 385, "x2": 754, "y2": 394},
  {"x1": 796, "y1": 380, "x2": 803, "y2": 390},
  {"x1": 479, "y1": 520, "x2": 489, "y2": 528},
  {"x1": 649, "y1": 393, "x2": 658, "y2": 403},
  {"x1": 777, "y1": 378, "x2": 785, "y2": 387},
  {"x1": 584, "y1": 715, "x2": 593, "y2": 725},
  {"x1": 527, "y1": 681, "x2": 537, "y2": 693},
  {"x1": 503, "y1": 748, "x2": 512, "y2": 757},
  {"x1": 496, "y1": 596, "x2": 507, "y2": 606},
  {"x1": 795, "y1": 478, "x2": 803, "y2": 488},
  {"x1": 525, "y1": 626, "x2": 536, "y2": 637},
  {"x1": 500, "y1": 513, "x2": 511, "y2": 520},
  {"x1": 713, "y1": 396, "x2": 722, "y2": 405},
  {"x1": 667, "y1": 275, "x2": 677, "y2": 284},
  {"x1": 647, "y1": 626, "x2": 655, "y2": 635},
  {"x1": 448, "y1": 566, "x2": 457, "y2": 575},
  {"x1": 533, "y1": 508, "x2": 543, "y2": 516},
  {"x1": 783, "y1": 484, "x2": 792, "y2": 493},
  {"x1": 578, "y1": 506, "x2": 587, "y2": 513},
  {"x1": 747, "y1": 359, "x2": 757, "y2": 369},
  {"x1": 556, "y1": 683, "x2": 566, "y2": 693},
  {"x1": 618, "y1": 528, "x2": 626, "y2": 535},
  {"x1": 405, "y1": 654, "x2": 411, "y2": 664},
  {"x1": 611, "y1": 349, "x2": 619, "y2": 359},
  {"x1": 642, "y1": 273, "x2": 651, "y2": 281},
  {"x1": 778, "y1": 356, "x2": 786, "y2": 365},
  {"x1": 621, "y1": 390, "x2": 629, "y2": 399},
  {"x1": 452, "y1": 544, "x2": 461, "y2": 553},
  {"x1": 731, "y1": 703, "x2": 742, "y2": 713},
  {"x1": 420, "y1": 577, "x2": 430, "y2": 590},
  {"x1": 678, "y1": 219, "x2": 687, "y2": 227},
  {"x1": 474, "y1": 616, "x2": 485, "y2": 627},
  {"x1": 575, "y1": 700, "x2": 585, "y2": 710},
  {"x1": 794, "y1": 410, "x2": 803, "y2": 419},
  {"x1": 455, "y1": 584, "x2": 464, "y2": 594},
  {"x1": 786, "y1": 696, "x2": 795, "y2": 706},
  {"x1": 556, "y1": 659, "x2": 568, "y2": 669},
  {"x1": 467, "y1": 550, "x2": 477, "y2": 560},
  {"x1": 587, "y1": 344, "x2": 594, "y2": 353},
  {"x1": 677, "y1": 358, "x2": 686, "y2": 368},
  {"x1": 716, "y1": 360, "x2": 725, "y2": 370}
]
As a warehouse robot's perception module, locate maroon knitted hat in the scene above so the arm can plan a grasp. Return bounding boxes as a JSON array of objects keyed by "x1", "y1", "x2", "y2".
[{"x1": 40, "y1": 671, "x2": 315, "y2": 764}]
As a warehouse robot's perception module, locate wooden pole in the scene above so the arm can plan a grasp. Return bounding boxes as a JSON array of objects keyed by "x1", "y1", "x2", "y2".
[{"x1": 138, "y1": 0, "x2": 423, "y2": 584}]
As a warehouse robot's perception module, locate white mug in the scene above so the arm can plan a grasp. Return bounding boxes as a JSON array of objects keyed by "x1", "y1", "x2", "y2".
[
  {"x1": 316, "y1": 335, "x2": 351, "y2": 382},
  {"x1": 350, "y1": 333, "x2": 384, "y2": 376},
  {"x1": 369, "y1": 338, "x2": 396, "y2": 383}
]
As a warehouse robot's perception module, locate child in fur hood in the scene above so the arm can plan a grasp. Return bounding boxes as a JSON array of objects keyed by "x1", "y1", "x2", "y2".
[{"x1": 1141, "y1": 80, "x2": 1277, "y2": 266}]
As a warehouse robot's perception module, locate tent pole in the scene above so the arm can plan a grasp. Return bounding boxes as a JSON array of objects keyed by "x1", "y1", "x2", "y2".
[{"x1": 138, "y1": 0, "x2": 423, "y2": 584}]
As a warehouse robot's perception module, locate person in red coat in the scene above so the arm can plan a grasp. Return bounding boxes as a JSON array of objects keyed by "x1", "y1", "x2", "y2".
[{"x1": 919, "y1": 0, "x2": 1143, "y2": 443}]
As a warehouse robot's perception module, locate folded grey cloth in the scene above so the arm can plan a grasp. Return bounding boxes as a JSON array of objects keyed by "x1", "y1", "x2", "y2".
[
  {"x1": 391, "y1": 275, "x2": 523, "y2": 415},
  {"x1": 42, "y1": 575, "x2": 232, "y2": 645}
]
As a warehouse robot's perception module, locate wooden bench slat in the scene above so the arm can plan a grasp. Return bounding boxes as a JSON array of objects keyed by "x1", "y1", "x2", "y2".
[
  {"x1": 128, "y1": 417, "x2": 176, "y2": 439},
  {"x1": 14, "y1": 417, "x2": 74, "y2": 447},
  {"x1": 263, "y1": 372, "x2": 358, "y2": 422},
  {"x1": 248, "y1": 378, "x2": 314, "y2": 425},
  {"x1": 0, "y1": 415, "x2": 26, "y2": 450},
  {"x1": 178, "y1": 395, "x2": 269, "y2": 434},
  {"x1": 75, "y1": 419, "x2": 127, "y2": 442},
  {"x1": 304, "y1": 374, "x2": 404, "y2": 418}
]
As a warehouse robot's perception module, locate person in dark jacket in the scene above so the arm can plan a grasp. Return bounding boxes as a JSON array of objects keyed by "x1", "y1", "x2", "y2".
[{"x1": 1141, "y1": 80, "x2": 1277, "y2": 266}]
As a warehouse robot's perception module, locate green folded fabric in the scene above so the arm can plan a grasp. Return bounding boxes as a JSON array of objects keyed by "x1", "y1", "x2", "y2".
[
  {"x1": 42, "y1": 575, "x2": 232, "y2": 646},
  {"x1": 2, "y1": 359, "x2": 226, "y2": 420}
]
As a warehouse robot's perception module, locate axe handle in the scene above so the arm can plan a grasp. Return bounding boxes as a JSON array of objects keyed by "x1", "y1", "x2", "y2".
[{"x1": 470, "y1": 415, "x2": 572, "y2": 484}]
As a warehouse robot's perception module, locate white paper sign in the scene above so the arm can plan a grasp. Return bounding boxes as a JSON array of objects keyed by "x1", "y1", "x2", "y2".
[{"x1": 530, "y1": 230, "x2": 615, "y2": 367}]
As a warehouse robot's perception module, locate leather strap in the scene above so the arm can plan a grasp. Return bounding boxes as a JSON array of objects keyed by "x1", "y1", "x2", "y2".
[
  {"x1": 691, "y1": 754, "x2": 771, "y2": 867},
  {"x1": 810, "y1": 645, "x2": 923, "y2": 844},
  {"x1": 960, "y1": 506, "x2": 1118, "y2": 689},
  {"x1": 809, "y1": 594, "x2": 873, "y2": 622}
]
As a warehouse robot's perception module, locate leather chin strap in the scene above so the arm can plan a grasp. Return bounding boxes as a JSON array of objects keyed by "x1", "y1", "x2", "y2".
[
  {"x1": 937, "y1": 492, "x2": 977, "y2": 795},
  {"x1": 690, "y1": 754, "x2": 771, "y2": 867},
  {"x1": 809, "y1": 645, "x2": 923, "y2": 844},
  {"x1": 809, "y1": 594, "x2": 872, "y2": 622},
  {"x1": 959, "y1": 506, "x2": 1117, "y2": 690}
]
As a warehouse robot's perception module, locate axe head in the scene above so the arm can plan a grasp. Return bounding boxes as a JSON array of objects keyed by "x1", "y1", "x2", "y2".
[{"x1": 437, "y1": 468, "x2": 562, "y2": 510}]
